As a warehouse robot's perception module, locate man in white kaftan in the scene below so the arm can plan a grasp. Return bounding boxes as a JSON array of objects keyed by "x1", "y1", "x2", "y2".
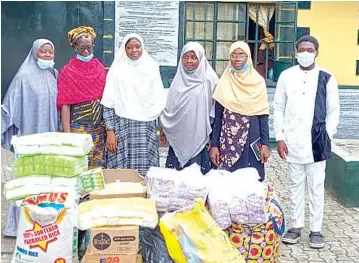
[{"x1": 273, "y1": 35, "x2": 340, "y2": 249}]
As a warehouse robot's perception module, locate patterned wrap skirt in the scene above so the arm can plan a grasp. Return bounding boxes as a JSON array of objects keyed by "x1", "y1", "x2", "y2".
[
  {"x1": 225, "y1": 185, "x2": 285, "y2": 263},
  {"x1": 70, "y1": 123, "x2": 106, "y2": 169}
]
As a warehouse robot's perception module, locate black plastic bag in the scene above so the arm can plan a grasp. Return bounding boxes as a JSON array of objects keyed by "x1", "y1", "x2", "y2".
[{"x1": 139, "y1": 226, "x2": 174, "y2": 263}]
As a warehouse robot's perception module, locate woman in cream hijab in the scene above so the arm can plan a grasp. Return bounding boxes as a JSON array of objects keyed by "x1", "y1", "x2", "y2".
[
  {"x1": 210, "y1": 41, "x2": 270, "y2": 181},
  {"x1": 101, "y1": 33, "x2": 166, "y2": 176},
  {"x1": 160, "y1": 42, "x2": 219, "y2": 174}
]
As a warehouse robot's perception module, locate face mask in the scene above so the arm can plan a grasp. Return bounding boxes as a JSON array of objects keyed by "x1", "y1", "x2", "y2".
[
  {"x1": 76, "y1": 53, "x2": 94, "y2": 62},
  {"x1": 36, "y1": 58, "x2": 55, "y2": 69},
  {"x1": 184, "y1": 66, "x2": 196, "y2": 74},
  {"x1": 297, "y1": 51, "x2": 316, "y2": 68},
  {"x1": 232, "y1": 62, "x2": 249, "y2": 73}
]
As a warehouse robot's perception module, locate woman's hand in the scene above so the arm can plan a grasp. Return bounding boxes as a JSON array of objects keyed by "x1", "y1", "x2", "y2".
[
  {"x1": 260, "y1": 145, "x2": 270, "y2": 164},
  {"x1": 210, "y1": 146, "x2": 221, "y2": 166},
  {"x1": 106, "y1": 130, "x2": 118, "y2": 152},
  {"x1": 160, "y1": 129, "x2": 166, "y2": 147}
]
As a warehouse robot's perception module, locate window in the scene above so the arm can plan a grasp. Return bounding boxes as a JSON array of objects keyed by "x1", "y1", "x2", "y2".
[
  {"x1": 356, "y1": 60, "x2": 359, "y2": 75},
  {"x1": 297, "y1": 27, "x2": 310, "y2": 40},
  {"x1": 298, "y1": 1, "x2": 311, "y2": 10},
  {"x1": 184, "y1": 1, "x2": 298, "y2": 79}
]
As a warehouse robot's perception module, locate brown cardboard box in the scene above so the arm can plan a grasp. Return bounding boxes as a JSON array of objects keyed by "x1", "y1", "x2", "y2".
[
  {"x1": 88, "y1": 226, "x2": 139, "y2": 254},
  {"x1": 89, "y1": 169, "x2": 146, "y2": 200},
  {"x1": 83, "y1": 253, "x2": 143, "y2": 263}
]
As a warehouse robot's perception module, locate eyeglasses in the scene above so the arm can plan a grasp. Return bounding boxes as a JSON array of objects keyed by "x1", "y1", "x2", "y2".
[
  {"x1": 75, "y1": 45, "x2": 94, "y2": 52},
  {"x1": 230, "y1": 54, "x2": 247, "y2": 60}
]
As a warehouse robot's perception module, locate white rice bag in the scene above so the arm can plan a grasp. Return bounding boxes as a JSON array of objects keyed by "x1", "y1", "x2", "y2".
[{"x1": 11, "y1": 192, "x2": 77, "y2": 263}]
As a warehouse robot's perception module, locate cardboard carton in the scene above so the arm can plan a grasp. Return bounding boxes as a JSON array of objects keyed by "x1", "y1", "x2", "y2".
[
  {"x1": 88, "y1": 226, "x2": 139, "y2": 254},
  {"x1": 89, "y1": 169, "x2": 146, "y2": 200}
]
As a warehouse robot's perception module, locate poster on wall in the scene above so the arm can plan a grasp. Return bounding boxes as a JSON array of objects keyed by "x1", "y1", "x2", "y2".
[{"x1": 115, "y1": 1, "x2": 179, "y2": 66}]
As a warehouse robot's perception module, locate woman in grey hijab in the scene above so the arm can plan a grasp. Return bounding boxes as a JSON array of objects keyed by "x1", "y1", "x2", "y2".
[
  {"x1": 160, "y1": 42, "x2": 219, "y2": 175},
  {"x1": 1, "y1": 39, "x2": 58, "y2": 237}
]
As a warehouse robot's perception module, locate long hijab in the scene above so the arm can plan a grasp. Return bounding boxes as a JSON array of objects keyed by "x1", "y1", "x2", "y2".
[
  {"x1": 212, "y1": 41, "x2": 269, "y2": 116},
  {"x1": 1, "y1": 39, "x2": 59, "y2": 151},
  {"x1": 160, "y1": 42, "x2": 219, "y2": 166},
  {"x1": 101, "y1": 33, "x2": 166, "y2": 122}
]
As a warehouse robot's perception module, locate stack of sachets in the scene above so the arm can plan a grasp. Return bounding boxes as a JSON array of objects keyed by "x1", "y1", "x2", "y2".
[
  {"x1": 77, "y1": 167, "x2": 105, "y2": 195},
  {"x1": 4, "y1": 132, "x2": 93, "y2": 201}
]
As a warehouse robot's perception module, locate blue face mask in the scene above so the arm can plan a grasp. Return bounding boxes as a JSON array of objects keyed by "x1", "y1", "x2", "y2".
[
  {"x1": 232, "y1": 62, "x2": 249, "y2": 73},
  {"x1": 76, "y1": 53, "x2": 94, "y2": 62},
  {"x1": 36, "y1": 58, "x2": 55, "y2": 70}
]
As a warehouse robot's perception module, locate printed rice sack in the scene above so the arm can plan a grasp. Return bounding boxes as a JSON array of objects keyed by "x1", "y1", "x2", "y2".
[{"x1": 12, "y1": 192, "x2": 77, "y2": 263}]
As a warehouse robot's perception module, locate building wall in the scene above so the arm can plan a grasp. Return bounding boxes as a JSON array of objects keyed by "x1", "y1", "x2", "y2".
[{"x1": 298, "y1": 1, "x2": 359, "y2": 87}]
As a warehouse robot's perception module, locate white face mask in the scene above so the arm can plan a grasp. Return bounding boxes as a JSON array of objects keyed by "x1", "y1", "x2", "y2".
[
  {"x1": 36, "y1": 58, "x2": 55, "y2": 69},
  {"x1": 296, "y1": 51, "x2": 316, "y2": 68}
]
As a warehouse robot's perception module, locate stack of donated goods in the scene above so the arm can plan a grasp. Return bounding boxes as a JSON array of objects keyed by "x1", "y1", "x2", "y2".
[
  {"x1": 4, "y1": 132, "x2": 285, "y2": 263},
  {"x1": 79, "y1": 169, "x2": 156, "y2": 263},
  {"x1": 144, "y1": 165, "x2": 244, "y2": 263},
  {"x1": 5, "y1": 132, "x2": 94, "y2": 263},
  {"x1": 144, "y1": 166, "x2": 284, "y2": 263}
]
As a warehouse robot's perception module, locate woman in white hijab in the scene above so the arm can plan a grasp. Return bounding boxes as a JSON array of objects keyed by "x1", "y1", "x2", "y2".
[
  {"x1": 160, "y1": 42, "x2": 219, "y2": 174},
  {"x1": 101, "y1": 33, "x2": 166, "y2": 176}
]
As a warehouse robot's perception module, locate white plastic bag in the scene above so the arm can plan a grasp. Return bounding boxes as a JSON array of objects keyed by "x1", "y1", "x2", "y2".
[
  {"x1": 11, "y1": 132, "x2": 93, "y2": 156},
  {"x1": 146, "y1": 164, "x2": 208, "y2": 213},
  {"x1": 207, "y1": 167, "x2": 267, "y2": 228}
]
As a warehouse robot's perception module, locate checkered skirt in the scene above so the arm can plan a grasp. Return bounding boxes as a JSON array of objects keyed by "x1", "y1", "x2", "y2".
[{"x1": 106, "y1": 115, "x2": 159, "y2": 176}]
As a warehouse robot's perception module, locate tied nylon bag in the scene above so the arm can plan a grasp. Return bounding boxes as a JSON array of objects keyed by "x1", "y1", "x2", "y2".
[{"x1": 159, "y1": 199, "x2": 245, "y2": 263}]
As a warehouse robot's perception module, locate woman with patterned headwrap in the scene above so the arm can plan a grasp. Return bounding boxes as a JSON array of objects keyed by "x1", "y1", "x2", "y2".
[{"x1": 57, "y1": 26, "x2": 107, "y2": 169}]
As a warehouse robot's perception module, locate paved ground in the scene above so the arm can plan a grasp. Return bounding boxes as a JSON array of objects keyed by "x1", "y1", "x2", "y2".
[{"x1": 2, "y1": 147, "x2": 359, "y2": 262}]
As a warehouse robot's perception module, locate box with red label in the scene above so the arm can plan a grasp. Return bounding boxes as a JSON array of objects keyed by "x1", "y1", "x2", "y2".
[
  {"x1": 88, "y1": 226, "x2": 139, "y2": 254},
  {"x1": 83, "y1": 253, "x2": 143, "y2": 263}
]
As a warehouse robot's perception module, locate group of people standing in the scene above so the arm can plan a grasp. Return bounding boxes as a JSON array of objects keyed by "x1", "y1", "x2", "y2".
[{"x1": 2, "y1": 25, "x2": 340, "y2": 250}]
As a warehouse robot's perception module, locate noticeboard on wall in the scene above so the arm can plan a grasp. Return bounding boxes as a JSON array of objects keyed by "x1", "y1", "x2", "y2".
[{"x1": 114, "y1": 1, "x2": 183, "y2": 88}]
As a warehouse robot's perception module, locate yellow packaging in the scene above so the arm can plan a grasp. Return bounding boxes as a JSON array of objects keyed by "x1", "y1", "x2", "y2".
[{"x1": 159, "y1": 199, "x2": 245, "y2": 263}]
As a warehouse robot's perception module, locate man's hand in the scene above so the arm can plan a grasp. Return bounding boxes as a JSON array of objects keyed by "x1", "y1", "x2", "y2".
[{"x1": 277, "y1": 140, "x2": 288, "y2": 160}]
